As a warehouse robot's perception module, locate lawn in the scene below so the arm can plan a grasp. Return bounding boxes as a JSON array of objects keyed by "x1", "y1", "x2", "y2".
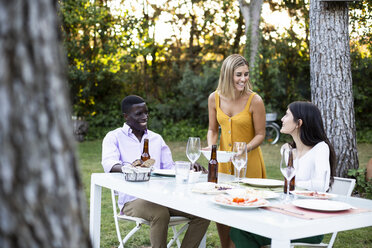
[{"x1": 78, "y1": 140, "x2": 372, "y2": 248}]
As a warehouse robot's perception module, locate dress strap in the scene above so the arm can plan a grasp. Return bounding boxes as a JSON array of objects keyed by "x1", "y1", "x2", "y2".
[
  {"x1": 246, "y1": 92, "x2": 256, "y2": 109},
  {"x1": 215, "y1": 91, "x2": 220, "y2": 110}
]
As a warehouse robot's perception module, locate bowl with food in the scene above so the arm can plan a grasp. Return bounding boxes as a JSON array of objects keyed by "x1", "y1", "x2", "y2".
[
  {"x1": 201, "y1": 150, "x2": 235, "y2": 163},
  {"x1": 121, "y1": 159, "x2": 155, "y2": 182}
]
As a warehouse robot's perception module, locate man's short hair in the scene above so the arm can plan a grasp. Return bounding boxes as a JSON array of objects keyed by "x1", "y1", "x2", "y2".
[{"x1": 121, "y1": 95, "x2": 145, "y2": 114}]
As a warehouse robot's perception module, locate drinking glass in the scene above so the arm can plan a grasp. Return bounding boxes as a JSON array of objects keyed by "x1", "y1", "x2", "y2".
[
  {"x1": 186, "y1": 137, "x2": 201, "y2": 169},
  {"x1": 232, "y1": 142, "x2": 247, "y2": 186},
  {"x1": 175, "y1": 161, "x2": 191, "y2": 184},
  {"x1": 280, "y1": 146, "x2": 296, "y2": 202}
]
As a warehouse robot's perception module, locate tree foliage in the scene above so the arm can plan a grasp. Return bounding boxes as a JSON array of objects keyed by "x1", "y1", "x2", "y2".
[{"x1": 59, "y1": 0, "x2": 371, "y2": 143}]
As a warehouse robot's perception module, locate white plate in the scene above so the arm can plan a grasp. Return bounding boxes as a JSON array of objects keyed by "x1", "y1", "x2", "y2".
[
  {"x1": 226, "y1": 188, "x2": 279, "y2": 199},
  {"x1": 292, "y1": 199, "x2": 353, "y2": 212},
  {"x1": 291, "y1": 190, "x2": 336, "y2": 200},
  {"x1": 241, "y1": 178, "x2": 284, "y2": 187},
  {"x1": 201, "y1": 150, "x2": 235, "y2": 163},
  {"x1": 192, "y1": 182, "x2": 234, "y2": 194},
  {"x1": 212, "y1": 195, "x2": 269, "y2": 209},
  {"x1": 152, "y1": 169, "x2": 176, "y2": 176}
]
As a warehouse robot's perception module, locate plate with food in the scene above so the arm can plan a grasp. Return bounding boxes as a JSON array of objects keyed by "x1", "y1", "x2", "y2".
[
  {"x1": 292, "y1": 199, "x2": 353, "y2": 212},
  {"x1": 212, "y1": 195, "x2": 269, "y2": 209},
  {"x1": 291, "y1": 190, "x2": 336, "y2": 200},
  {"x1": 201, "y1": 150, "x2": 235, "y2": 163},
  {"x1": 226, "y1": 188, "x2": 279, "y2": 199},
  {"x1": 192, "y1": 182, "x2": 234, "y2": 194},
  {"x1": 241, "y1": 178, "x2": 284, "y2": 187}
]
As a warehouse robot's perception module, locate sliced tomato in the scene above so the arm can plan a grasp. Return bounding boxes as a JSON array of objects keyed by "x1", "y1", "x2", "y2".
[{"x1": 233, "y1": 197, "x2": 245, "y2": 203}]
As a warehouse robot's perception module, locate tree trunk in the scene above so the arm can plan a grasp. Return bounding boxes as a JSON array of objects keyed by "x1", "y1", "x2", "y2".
[
  {"x1": 232, "y1": 10, "x2": 244, "y2": 54},
  {"x1": 238, "y1": 0, "x2": 263, "y2": 68},
  {"x1": 309, "y1": 0, "x2": 358, "y2": 177},
  {"x1": 0, "y1": 0, "x2": 91, "y2": 247}
]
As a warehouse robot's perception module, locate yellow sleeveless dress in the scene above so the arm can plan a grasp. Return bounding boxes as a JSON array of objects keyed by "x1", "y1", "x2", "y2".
[{"x1": 216, "y1": 92, "x2": 266, "y2": 178}]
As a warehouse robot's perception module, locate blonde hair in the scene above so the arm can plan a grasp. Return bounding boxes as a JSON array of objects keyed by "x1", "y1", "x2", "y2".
[{"x1": 216, "y1": 54, "x2": 252, "y2": 100}]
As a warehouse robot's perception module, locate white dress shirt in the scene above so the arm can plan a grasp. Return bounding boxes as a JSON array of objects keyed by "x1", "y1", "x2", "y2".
[{"x1": 294, "y1": 141, "x2": 330, "y2": 192}]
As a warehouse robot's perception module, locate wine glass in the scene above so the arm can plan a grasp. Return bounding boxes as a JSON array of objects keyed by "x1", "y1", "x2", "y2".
[
  {"x1": 280, "y1": 146, "x2": 296, "y2": 202},
  {"x1": 232, "y1": 142, "x2": 247, "y2": 186},
  {"x1": 186, "y1": 137, "x2": 201, "y2": 170}
]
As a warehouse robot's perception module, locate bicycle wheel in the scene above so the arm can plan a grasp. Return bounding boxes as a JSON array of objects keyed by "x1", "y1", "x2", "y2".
[{"x1": 265, "y1": 123, "x2": 280, "y2": 145}]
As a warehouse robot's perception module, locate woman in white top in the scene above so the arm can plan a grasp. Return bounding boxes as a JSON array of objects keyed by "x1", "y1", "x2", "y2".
[
  {"x1": 281, "y1": 101, "x2": 336, "y2": 191},
  {"x1": 230, "y1": 101, "x2": 336, "y2": 248}
]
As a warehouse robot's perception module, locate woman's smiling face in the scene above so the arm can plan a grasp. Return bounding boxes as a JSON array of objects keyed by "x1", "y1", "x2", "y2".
[{"x1": 233, "y1": 65, "x2": 249, "y2": 92}]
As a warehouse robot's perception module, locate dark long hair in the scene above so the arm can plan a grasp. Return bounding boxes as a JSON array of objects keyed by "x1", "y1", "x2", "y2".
[{"x1": 288, "y1": 101, "x2": 336, "y2": 186}]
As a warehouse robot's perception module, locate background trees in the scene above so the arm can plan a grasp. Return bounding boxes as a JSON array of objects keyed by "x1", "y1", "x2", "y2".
[{"x1": 60, "y1": 0, "x2": 371, "y2": 156}]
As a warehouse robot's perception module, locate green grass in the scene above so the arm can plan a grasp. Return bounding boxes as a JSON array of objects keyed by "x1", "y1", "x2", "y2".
[{"x1": 78, "y1": 140, "x2": 372, "y2": 248}]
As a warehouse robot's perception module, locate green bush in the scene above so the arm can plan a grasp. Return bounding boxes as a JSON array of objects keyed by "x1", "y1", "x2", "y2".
[
  {"x1": 351, "y1": 46, "x2": 372, "y2": 133},
  {"x1": 356, "y1": 129, "x2": 372, "y2": 143},
  {"x1": 348, "y1": 168, "x2": 372, "y2": 199},
  {"x1": 150, "y1": 119, "x2": 208, "y2": 142},
  {"x1": 147, "y1": 64, "x2": 218, "y2": 127},
  {"x1": 85, "y1": 100, "x2": 123, "y2": 140}
]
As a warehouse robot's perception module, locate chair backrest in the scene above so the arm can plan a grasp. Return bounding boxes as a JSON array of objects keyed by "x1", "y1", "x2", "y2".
[{"x1": 328, "y1": 177, "x2": 355, "y2": 196}]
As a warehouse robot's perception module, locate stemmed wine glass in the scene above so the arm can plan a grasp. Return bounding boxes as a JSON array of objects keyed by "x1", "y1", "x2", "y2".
[
  {"x1": 186, "y1": 137, "x2": 201, "y2": 170},
  {"x1": 280, "y1": 146, "x2": 296, "y2": 202},
  {"x1": 232, "y1": 142, "x2": 247, "y2": 186}
]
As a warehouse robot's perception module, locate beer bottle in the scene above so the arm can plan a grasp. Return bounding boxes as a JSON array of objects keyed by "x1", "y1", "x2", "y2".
[
  {"x1": 208, "y1": 145, "x2": 218, "y2": 183},
  {"x1": 284, "y1": 148, "x2": 295, "y2": 193},
  {"x1": 141, "y1": 139, "x2": 150, "y2": 162}
]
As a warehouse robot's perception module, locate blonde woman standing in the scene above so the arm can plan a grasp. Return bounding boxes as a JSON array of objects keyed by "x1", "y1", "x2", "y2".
[{"x1": 206, "y1": 54, "x2": 267, "y2": 248}]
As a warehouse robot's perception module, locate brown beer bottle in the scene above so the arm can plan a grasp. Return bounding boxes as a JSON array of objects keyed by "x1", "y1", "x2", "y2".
[
  {"x1": 284, "y1": 148, "x2": 295, "y2": 193},
  {"x1": 208, "y1": 145, "x2": 218, "y2": 183},
  {"x1": 141, "y1": 139, "x2": 150, "y2": 162}
]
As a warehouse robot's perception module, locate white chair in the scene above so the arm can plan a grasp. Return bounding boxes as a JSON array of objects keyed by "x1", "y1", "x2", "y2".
[
  {"x1": 289, "y1": 176, "x2": 356, "y2": 248},
  {"x1": 111, "y1": 190, "x2": 190, "y2": 248}
]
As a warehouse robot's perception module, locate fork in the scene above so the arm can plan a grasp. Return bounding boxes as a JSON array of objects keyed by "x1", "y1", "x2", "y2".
[{"x1": 268, "y1": 206, "x2": 305, "y2": 216}]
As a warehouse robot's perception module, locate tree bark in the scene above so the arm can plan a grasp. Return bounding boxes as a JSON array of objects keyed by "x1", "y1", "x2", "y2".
[
  {"x1": 239, "y1": 0, "x2": 263, "y2": 68},
  {"x1": 309, "y1": 0, "x2": 358, "y2": 177},
  {"x1": 0, "y1": 0, "x2": 91, "y2": 247}
]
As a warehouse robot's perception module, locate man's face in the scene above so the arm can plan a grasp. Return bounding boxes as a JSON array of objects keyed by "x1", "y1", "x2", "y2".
[{"x1": 124, "y1": 102, "x2": 149, "y2": 132}]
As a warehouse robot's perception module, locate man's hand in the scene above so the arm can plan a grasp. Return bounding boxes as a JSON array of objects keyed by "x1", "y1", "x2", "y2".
[
  {"x1": 110, "y1": 163, "x2": 123, "y2": 173},
  {"x1": 192, "y1": 162, "x2": 208, "y2": 174}
]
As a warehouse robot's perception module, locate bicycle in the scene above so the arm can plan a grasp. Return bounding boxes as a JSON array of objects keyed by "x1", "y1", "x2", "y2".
[{"x1": 265, "y1": 113, "x2": 280, "y2": 145}]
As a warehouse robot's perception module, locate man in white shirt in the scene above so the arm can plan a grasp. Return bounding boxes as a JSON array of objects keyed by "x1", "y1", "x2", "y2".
[{"x1": 102, "y1": 95, "x2": 210, "y2": 248}]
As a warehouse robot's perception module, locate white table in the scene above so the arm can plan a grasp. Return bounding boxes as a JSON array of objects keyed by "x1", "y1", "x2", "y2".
[{"x1": 89, "y1": 173, "x2": 372, "y2": 248}]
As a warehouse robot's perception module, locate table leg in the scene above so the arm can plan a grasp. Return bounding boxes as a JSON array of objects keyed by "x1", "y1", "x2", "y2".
[
  {"x1": 89, "y1": 177, "x2": 102, "y2": 248},
  {"x1": 271, "y1": 238, "x2": 290, "y2": 248}
]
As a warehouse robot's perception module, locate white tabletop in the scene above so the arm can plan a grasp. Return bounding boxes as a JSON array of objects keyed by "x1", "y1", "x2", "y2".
[{"x1": 89, "y1": 172, "x2": 372, "y2": 248}]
